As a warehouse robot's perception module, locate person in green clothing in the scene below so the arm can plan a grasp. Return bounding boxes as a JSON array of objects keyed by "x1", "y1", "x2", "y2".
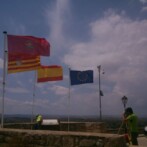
[
  {"x1": 34, "y1": 114, "x2": 43, "y2": 130},
  {"x1": 124, "y1": 107, "x2": 139, "y2": 145}
]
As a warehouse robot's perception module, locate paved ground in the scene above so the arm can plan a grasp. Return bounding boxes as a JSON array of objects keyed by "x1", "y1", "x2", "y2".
[
  {"x1": 138, "y1": 136, "x2": 147, "y2": 146},
  {"x1": 130, "y1": 135, "x2": 147, "y2": 146}
]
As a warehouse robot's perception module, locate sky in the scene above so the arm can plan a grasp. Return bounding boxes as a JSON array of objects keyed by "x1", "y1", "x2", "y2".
[{"x1": 0, "y1": 0, "x2": 147, "y2": 119}]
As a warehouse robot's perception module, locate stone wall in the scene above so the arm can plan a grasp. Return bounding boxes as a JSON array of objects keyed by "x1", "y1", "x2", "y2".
[
  {"x1": 0, "y1": 128, "x2": 127, "y2": 147},
  {"x1": 4, "y1": 123, "x2": 60, "y2": 131},
  {"x1": 60, "y1": 122, "x2": 107, "y2": 133},
  {"x1": 4, "y1": 122, "x2": 107, "y2": 133}
]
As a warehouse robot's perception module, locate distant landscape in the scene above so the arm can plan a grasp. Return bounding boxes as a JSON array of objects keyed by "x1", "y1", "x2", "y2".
[{"x1": 1, "y1": 114, "x2": 147, "y2": 134}]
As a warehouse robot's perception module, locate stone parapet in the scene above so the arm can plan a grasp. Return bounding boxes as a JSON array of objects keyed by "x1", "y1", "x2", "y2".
[
  {"x1": 4, "y1": 122, "x2": 107, "y2": 133},
  {"x1": 0, "y1": 128, "x2": 127, "y2": 147},
  {"x1": 60, "y1": 122, "x2": 107, "y2": 133}
]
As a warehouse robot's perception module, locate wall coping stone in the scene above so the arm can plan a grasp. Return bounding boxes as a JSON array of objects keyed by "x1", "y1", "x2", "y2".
[{"x1": 0, "y1": 128, "x2": 123, "y2": 138}]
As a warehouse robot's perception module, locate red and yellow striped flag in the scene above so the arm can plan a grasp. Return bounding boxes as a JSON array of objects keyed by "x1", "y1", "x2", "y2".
[
  {"x1": 37, "y1": 65, "x2": 63, "y2": 82},
  {"x1": 8, "y1": 56, "x2": 40, "y2": 74}
]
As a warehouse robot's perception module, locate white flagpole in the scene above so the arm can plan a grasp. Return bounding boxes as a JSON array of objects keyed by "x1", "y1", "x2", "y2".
[
  {"x1": 68, "y1": 67, "x2": 71, "y2": 131},
  {"x1": 1, "y1": 31, "x2": 8, "y2": 128},
  {"x1": 31, "y1": 71, "x2": 37, "y2": 128}
]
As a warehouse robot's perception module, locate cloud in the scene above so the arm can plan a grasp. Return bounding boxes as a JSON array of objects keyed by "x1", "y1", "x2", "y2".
[
  {"x1": 6, "y1": 87, "x2": 29, "y2": 94},
  {"x1": 3, "y1": 96, "x2": 32, "y2": 114},
  {"x1": 139, "y1": 0, "x2": 147, "y2": 4},
  {"x1": 29, "y1": 95, "x2": 70, "y2": 115},
  {"x1": 63, "y1": 11, "x2": 147, "y2": 115},
  {"x1": 8, "y1": 18, "x2": 27, "y2": 34},
  {"x1": 64, "y1": 12, "x2": 147, "y2": 70},
  {"x1": 50, "y1": 85, "x2": 69, "y2": 96},
  {"x1": 45, "y1": 0, "x2": 71, "y2": 54},
  {"x1": 0, "y1": 58, "x2": 3, "y2": 69},
  {"x1": 141, "y1": 6, "x2": 147, "y2": 12}
]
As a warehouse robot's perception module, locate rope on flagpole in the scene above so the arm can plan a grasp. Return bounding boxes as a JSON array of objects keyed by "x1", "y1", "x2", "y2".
[
  {"x1": 1, "y1": 31, "x2": 8, "y2": 128},
  {"x1": 68, "y1": 67, "x2": 71, "y2": 132}
]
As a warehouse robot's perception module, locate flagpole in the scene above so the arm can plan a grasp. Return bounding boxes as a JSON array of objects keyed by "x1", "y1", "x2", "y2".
[
  {"x1": 1, "y1": 31, "x2": 8, "y2": 128},
  {"x1": 31, "y1": 71, "x2": 37, "y2": 128},
  {"x1": 68, "y1": 68, "x2": 71, "y2": 131},
  {"x1": 97, "y1": 65, "x2": 102, "y2": 121}
]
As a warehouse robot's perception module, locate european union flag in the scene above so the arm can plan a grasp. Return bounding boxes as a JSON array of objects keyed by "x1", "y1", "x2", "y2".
[{"x1": 70, "y1": 70, "x2": 94, "y2": 85}]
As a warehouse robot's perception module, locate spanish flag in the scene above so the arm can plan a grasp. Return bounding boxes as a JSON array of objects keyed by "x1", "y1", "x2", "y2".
[
  {"x1": 37, "y1": 65, "x2": 63, "y2": 83},
  {"x1": 8, "y1": 56, "x2": 40, "y2": 74}
]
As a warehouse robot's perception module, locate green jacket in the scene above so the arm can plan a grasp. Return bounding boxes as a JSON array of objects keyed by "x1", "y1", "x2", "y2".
[
  {"x1": 126, "y1": 113, "x2": 138, "y2": 133},
  {"x1": 36, "y1": 115, "x2": 42, "y2": 122}
]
